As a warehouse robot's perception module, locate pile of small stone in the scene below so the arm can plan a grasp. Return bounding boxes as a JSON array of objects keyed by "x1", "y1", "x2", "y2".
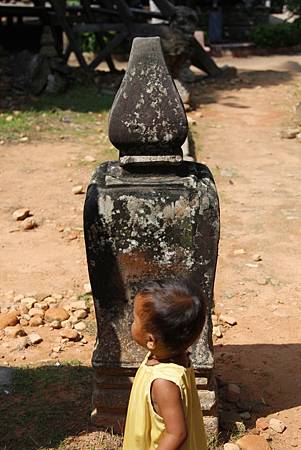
[
  {"x1": 12, "y1": 208, "x2": 37, "y2": 230},
  {"x1": 223, "y1": 416, "x2": 288, "y2": 449},
  {"x1": 212, "y1": 313, "x2": 237, "y2": 339},
  {"x1": 0, "y1": 285, "x2": 93, "y2": 352}
]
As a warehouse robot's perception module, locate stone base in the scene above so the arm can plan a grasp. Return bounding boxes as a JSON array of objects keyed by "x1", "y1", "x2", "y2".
[{"x1": 91, "y1": 366, "x2": 219, "y2": 438}]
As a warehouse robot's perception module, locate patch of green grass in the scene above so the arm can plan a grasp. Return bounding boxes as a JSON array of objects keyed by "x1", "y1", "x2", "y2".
[{"x1": 0, "y1": 84, "x2": 114, "y2": 144}]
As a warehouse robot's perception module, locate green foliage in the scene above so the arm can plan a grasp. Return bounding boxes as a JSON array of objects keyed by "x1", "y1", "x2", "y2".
[
  {"x1": 251, "y1": 21, "x2": 301, "y2": 48},
  {"x1": 81, "y1": 33, "x2": 98, "y2": 53}
]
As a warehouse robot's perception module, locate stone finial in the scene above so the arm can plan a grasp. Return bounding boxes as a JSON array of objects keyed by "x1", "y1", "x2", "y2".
[{"x1": 108, "y1": 37, "x2": 188, "y2": 165}]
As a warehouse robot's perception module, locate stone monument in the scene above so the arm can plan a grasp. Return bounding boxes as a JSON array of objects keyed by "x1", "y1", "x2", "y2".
[{"x1": 84, "y1": 37, "x2": 220, "y2": 437}]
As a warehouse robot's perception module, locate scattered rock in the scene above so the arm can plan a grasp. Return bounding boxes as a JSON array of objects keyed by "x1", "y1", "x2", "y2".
[
  {"x1": 27, "y1": 332, "x2": 43, "y2": 345},
  {"x1": 237, "y1": 434, "x2": 271, "y2": 450},
  {"x1": 69, "y1": 315, "x2": 80, "y2": 325},
  {"x1": 52, "y1": 346, "x2": 61, "y2": 353},
  {"x1": 59, "y1": 328, "x2": 80, "y2": 341},
  {"x1": 45, "y1": 307, "x2": 70, "y2": 323},
  {"x1": 43, "y1": 296, "x2": 57, "y2": 305},
  {"x1": 224, "y1": 444, "x2": 240, "y2": 450},
  {"x1": 4, "y1": 324, "x2": 27, "y2": 338},
  {"x1": 19, "y1": 305, "x2": 29, "y2": 314},
  {"x1": 21, "y1": 217, "x2": 37, "y2": 230},
  {"x1": 34, "y1": 302, "x2": 48, "y2": 311},
  {"x1": 20, "y1": 297, "x2": 36, "y2": 309},
  {"x1": 28, "y1": 307, "x2": 44, "y2": 317},
  {"x1": 14, "y1": 294, "x2": 24, "y2": 302},
  {"x1": 29, "y1": 316, "x2": 43, "y2": 327},
  {"x1": 19, "y1": 136, "x2": 29, "y2": 143},
  {"x1": 256, "y1": 417, "x2": 269, "y2": 431},
  {"x1": 61, "y1": 319, "x2": 72, "y2": 328},
  {"x1": 69, "y1": 300, "x2": 87, "y2": 311},
  {"x1": 19, "y1": 319, "x2": 29, "y2": 327},
  {"x1": 280, "y1": 128, "x2": 299, "y2": 139},
  {"x1": 35, "y1": 292, "x2": 51, "y2": 302},
  {"x1": 211, "y1": 314, "x2": 218, "y2": 326},
  {"x1": 269, "y1": 418, "x2": 286, "y2": 433},
  {"x1": 213, "y1": 325, "x2": 223, "y2": 338},
  {"x1": 219, "y1": 314, "x2": 237, "y2": 326},
  {"x1": 73, "y1": 309, "x2": 88, "y2": 320},
  {"x1": 0, "y1": 311, "x2": 19, "y2": 329},
  {"x1": 14, "y1": 336, "x2": 30, "y2": 350},
  {"x1": 83, "y1": 155, "x2": 96, "y2": 162},
  {"x1": 83, "y1": 282, "x2": 92, "y2": 294},
  {"x1": 253, "y1": 254, "x2": 262, "y2": 262},
  {"x1": 235, "y1": 421, "x2": 246, "y2": 433},
  {"x1": 72, "y1": 185, "x2": 84, "y2": 195},
  {"x1": 226, "y1": 383, "x2": 241, "y2": 403},
  {"x1": 21, "y1": 314, "x2": 31, "y2": 321},
  {"x1": 50, "y1": 320, "x2": 61, "y2": 329},
  {"x1": 74, "y1": 321, "x2": 86, "y2": 331},
  {"x1": 12, "y1": 208, "x2": 30, "y2": 221},
  {"x1": 233, "y1": 248, "x2": 246, "y2": 256}
]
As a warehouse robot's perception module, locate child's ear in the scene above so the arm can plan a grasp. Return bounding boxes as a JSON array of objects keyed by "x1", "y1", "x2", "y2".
[{"x1": 146, "y1": 334, "x2": 156, "y2": 351}]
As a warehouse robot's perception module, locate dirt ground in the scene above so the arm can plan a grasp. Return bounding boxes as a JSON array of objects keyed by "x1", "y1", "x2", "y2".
[{"x1": 1, "y1": 53, "x2": 301, "y2": 449}]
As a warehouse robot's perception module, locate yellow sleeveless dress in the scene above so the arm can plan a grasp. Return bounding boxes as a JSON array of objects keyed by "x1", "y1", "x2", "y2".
[{"x1": 123, "y1": 353, "x2": 208, "y2": 450}]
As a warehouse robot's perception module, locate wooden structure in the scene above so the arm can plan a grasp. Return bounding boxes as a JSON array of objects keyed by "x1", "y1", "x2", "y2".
[{"x1": 0, "y1": 0, "x2": 223, "y2": 77}]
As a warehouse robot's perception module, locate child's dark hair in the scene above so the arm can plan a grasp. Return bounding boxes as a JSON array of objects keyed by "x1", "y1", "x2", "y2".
[{"x1": 137, "y1": 278, "x2": 207, "y2": 352}]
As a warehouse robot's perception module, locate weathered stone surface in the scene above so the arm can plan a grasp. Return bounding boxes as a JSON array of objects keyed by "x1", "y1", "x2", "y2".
[
  {"x1": 28, "y1": 308, "x2": 44, "y2": 317},
  {"x1": 74, "y1": 321, "x2": 86, "y2": 331},
  {"x1": 50, "y1": 320, "x2": 61, "y2": 329},
  {"x1": 12, "y1": 208, "x2": 30, "y2": 221},
  {"x1": 213, "y1": 325, "x2": 223, "y2": 338},
  {"x1": 108, "y1": 37, "x2": 187, "y2": 164},
  {"x1": 0, "y1": 311, "x2": 19, "y2": 329},
  {"x1": 269, "y1": 418, "x2": 286, "y2": 433},
  {"x1": 20, "y1": 297, "x2": 36, "y2": 309},
  {"x1": 203, "y1": 416, "x2": 219, "y2": 438},
  {"x1": 280, "y1": 128, "x2": 299, "y2": 139},
  {"x1": 61, "y1": 319, "x2": 72, "y2": 328},
  {"x1": 224, "y1": 444, "x2": 240, "y2": 450},
  {"x1": 198, "y1": 390, "x2": 217, "y2": 414},
  {"x1": 21, "y1": 217, "x2": 37, "y2": 230},
  {"x1": 69, "y1": 301, "x2": 87, "y2": 311},
  {"x1": 14, "y1": 336, "x2": 29, "y2": 350},
  {"x1": 28, "y1": 332, "x2": 43, "y2": 345},
  {"x1": 83, "y1": 282, "x2": 92, "y2": 293},
  {"x1": 72, "y1": 185, "x2": 84, "y2": 195},
  {"x1": 237, "y1": 434, "x2": 271, "y2": 450},
  {"x1": 84, "y1": 36, "x2": 220, "y2": 436},
  {"x1": 219, "y1": 314, "x2": 237, "y2": 326},
  {"x1": 73, "y1": 309, "x2": 88, "y2": 320},
  {"x1": 256, "y1": 417, "x2": 269, "y2": 431},
  {"x1": 45, "y1": 307, "x2": 69, "y2": 322},
  {"x1": 60, "y1": 329, "x2": 80, "y2": 341},
  {"x1": 4, "y1": 324, "x2": 26, "y2": 338},
  {"x1": 34, "y1": 302, "x2": 48, "y2": 311},
  {"x1": 19, "y1": 318, "x2": 29, "y2": 327},
  {"x1": 29, "y1": 316, "x2": 43, "y2": 327}
]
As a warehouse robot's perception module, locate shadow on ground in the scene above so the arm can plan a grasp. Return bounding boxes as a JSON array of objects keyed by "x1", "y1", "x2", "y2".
[
  {"x1": 0, "y1": 344, "x2": 300, "y2": 449},
  {"x1": 0, "y1": 363, "x2": 94, "y2": 450},
  {"x1": 191, "y1": 66, "x2": 296, "y2": 109},
  {"x1": 215, "y1": 343, "x2": 301, "y2": 430}
]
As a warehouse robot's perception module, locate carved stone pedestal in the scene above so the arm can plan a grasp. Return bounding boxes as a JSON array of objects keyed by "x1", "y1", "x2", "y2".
[{"x1": 84, "y1": 37, "x2": 220, "y2": 438}]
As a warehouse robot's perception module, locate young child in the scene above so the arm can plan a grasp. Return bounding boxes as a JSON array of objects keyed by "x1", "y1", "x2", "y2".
[{"x1": 123, "y1": 279, "x2": 208, "y2": 450}]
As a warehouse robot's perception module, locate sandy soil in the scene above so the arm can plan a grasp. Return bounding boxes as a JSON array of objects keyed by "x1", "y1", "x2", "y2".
[{"x1": 1, "y1": 53, "x2": 301, "y2": 449}]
